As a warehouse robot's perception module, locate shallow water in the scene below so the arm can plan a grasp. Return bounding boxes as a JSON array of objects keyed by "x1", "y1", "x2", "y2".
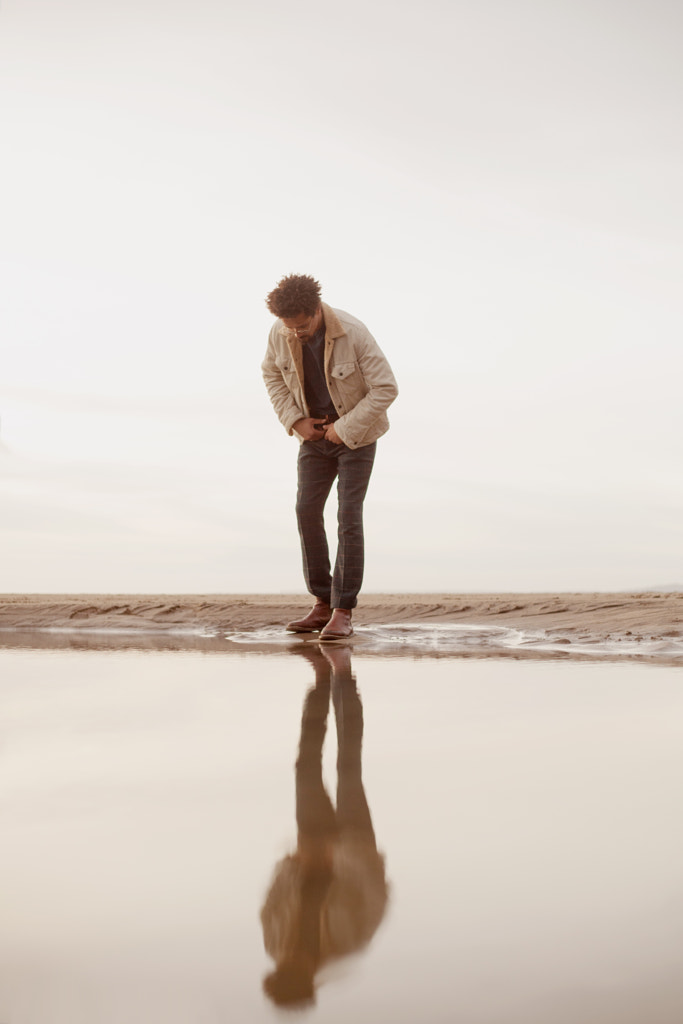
[{"x1": 1, "y1": 643, "x2": 683, "y2": 1023}]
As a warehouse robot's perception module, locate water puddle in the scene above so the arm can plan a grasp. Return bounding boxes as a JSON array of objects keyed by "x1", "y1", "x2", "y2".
[{"x1": 0, "y1": 644, "x2": 682, "y2": 1022}]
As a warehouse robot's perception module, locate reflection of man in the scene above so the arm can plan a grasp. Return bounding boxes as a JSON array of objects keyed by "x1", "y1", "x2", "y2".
[
  {"x1": 260, "y1": 647, "x2": 389, "y2": 1008},
  {"x1": 262, "y1": 274, "x2": 398, "y2": 640}
]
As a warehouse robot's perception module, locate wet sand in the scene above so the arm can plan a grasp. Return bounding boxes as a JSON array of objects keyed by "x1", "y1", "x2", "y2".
[{"x1": 0, "y1": 592, "x2": 681, "y2": 659}]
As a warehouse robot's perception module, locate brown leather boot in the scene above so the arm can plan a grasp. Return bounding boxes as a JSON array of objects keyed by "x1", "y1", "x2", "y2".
[
  {"x1": 286, "y1": 600, "x2": 332, "y2": 633},
  {"x1": 319, "y1": 608, "x2": 353, "y2": 641}
]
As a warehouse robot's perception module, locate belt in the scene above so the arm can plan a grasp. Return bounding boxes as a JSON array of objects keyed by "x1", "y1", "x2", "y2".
[{"x1": 310, "y1": 411, "x2": 339, "y2": 423}]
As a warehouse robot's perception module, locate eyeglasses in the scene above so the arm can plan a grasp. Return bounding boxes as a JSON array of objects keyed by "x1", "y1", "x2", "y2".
[
  {"x1": 282, "y1": 309, "x2": 322, "y2": 337},
  {"x1": 288, "y1": 316, "x2": 316, "y2": 337}
]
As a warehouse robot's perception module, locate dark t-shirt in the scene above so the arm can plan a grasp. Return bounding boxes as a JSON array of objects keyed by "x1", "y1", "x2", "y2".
[{"x1": 302, "y1": 328, "x2": 336, "y2": 419}]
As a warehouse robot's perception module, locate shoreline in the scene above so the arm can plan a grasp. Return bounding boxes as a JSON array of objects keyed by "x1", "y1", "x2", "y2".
[{"x1": 0, "y1": 593, "x2": 681, "y2": 661}]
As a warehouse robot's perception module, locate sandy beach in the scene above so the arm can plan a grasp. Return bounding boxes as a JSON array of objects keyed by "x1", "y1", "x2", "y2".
[{"x1": 1, "y1": 592, "x2": 682, "y2": 658}]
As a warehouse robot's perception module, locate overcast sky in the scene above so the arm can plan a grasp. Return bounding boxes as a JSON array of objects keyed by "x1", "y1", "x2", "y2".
[{"x1": 1, "y1": 0, "x2": 682, "y2": 593}]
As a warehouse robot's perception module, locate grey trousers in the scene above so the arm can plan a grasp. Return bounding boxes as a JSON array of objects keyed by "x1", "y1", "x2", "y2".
[{"x1": 295, "y1": 439, "x2": 376, "y2": 610}]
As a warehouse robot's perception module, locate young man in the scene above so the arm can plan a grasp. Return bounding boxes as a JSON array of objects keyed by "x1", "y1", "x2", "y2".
[{"x1": 262, "y1": 274, "x2": 398, "y2": 640}]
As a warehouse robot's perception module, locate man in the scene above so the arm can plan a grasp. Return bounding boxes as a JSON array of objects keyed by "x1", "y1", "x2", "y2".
[{"x1": 262, "y1": 274, "x2": 398, "y2": 640}]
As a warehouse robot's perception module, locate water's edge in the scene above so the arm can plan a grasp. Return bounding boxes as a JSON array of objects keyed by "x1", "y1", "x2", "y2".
[{"x1": 1, "y1": 623, "x2": 682, "y2": 663}]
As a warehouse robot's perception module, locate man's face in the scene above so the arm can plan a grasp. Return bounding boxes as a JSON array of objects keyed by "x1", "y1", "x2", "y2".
[{"x1": 281, "y1": 306, "x2": 323, "y2": 342}]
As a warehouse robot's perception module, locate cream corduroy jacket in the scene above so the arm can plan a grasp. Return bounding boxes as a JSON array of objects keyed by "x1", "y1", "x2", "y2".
[{"x1": 262, "y1": 303, "x2": 398, "y2": 450}]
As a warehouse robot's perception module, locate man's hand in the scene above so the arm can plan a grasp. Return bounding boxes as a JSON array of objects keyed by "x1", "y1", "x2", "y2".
[
  {"x1": 323, "y1": 421, "x2": 343, "y2": 444},
  {"x1": 293, "y1": 417, "x2": 327, "y2": 441}
]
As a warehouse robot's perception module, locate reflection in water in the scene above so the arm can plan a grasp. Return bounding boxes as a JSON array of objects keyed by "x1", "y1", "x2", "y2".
[{"x1": 260, "y1": 646, "x2": 389, "y2": 1008}]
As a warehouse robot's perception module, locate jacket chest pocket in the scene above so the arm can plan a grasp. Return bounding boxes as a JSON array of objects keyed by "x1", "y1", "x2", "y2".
[
  {"x1": 329, "y1": 360, "x2": 365, "y2": 405},
  {"x1": 277, "y1": 358, "x2": 298, "y2": 379},
  {"x1": 330, "y1": 361, "x2": 359, "y2": 382}
]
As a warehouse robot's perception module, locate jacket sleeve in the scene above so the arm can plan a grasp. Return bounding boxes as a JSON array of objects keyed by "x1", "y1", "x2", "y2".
[
  {"x1": 334, "y1": 329, "x2": 398, "y2": 448},
  {"x1": 261, "y1": 328, "x2": 307, "y2": 436}
]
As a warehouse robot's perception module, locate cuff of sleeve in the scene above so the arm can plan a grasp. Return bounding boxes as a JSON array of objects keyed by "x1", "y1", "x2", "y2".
[
  {"x1": 284, "y1": 413, "x2": 304, "y2": 436},
  {"x1": 334, "y1": 419, "x2": 359, "y2": 448}
]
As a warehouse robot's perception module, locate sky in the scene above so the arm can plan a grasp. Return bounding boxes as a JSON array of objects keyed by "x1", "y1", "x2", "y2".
[{"x1": 1, "y1": 0, "x2": 682, "y2": 593}]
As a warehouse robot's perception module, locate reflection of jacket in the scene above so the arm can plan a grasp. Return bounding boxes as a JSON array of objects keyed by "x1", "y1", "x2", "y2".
[
  {"x1": 261, "y1": 839, "x2": 388, "y2": 966},
  {"x1": 262, "y1": 302, "x2": 398, "y2": 450}
]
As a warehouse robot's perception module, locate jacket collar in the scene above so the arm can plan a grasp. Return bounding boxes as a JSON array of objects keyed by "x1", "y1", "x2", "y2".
[{"x1": 320, "y1": 302, "x2": 345, "y2": 339}]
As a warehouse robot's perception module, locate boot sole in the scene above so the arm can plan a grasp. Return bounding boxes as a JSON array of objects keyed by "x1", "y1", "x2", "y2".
[{"x1": 285, "y1": 624, "x2": 329, "y2": 633}]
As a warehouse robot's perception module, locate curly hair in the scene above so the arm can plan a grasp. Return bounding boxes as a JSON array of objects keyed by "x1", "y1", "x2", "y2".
[{"x1": 266, "y1": 274, "x2": 322, "y2": 318}]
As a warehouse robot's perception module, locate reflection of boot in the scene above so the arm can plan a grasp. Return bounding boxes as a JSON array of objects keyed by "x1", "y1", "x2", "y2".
[{"x1": 320, "y1": 644, "x2": 353, "y2": 677}]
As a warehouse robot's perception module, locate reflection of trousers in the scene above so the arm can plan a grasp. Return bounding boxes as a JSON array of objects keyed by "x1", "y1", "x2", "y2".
[
  {"x1": 296, "y1": 439, "x2": 376, "y2": 610},
  {"x1": 333, "y1": 673, "x2": 375, "y2": 842},
  {"x1": 296, "y1": 669, "x2": 375, "y2": 848}
]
